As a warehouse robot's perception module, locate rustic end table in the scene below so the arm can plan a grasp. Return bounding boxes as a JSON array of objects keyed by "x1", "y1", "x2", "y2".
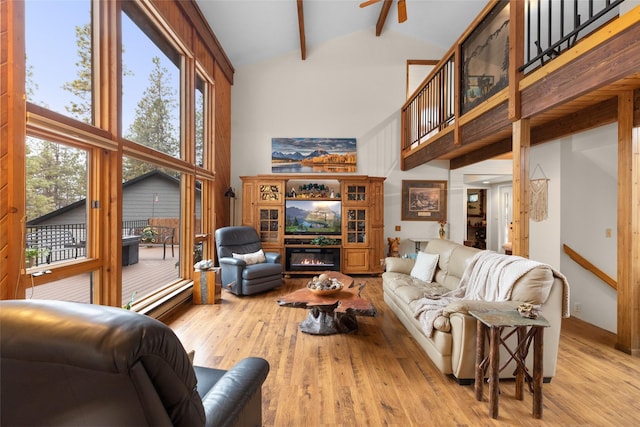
[{"x1": 469, "y1": 309, "x2": 550, "y2": 419}]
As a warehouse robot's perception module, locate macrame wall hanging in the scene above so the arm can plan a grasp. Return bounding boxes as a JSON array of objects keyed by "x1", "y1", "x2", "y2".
[{"x1": 530, "y1": 164, "x2": 549, "y2": 222}]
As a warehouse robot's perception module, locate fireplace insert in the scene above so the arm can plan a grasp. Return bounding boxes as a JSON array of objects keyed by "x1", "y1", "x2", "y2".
[{"x1": 285, "y1": 247, "x2": 340, "y2": 272}]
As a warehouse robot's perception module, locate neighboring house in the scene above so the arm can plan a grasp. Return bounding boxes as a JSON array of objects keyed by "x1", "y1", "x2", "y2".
[{"x1": 27, "y1": 170, "x2": 199, "y2": 226}]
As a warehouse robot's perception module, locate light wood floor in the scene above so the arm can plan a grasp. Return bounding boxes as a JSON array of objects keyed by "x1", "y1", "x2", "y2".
[{"x1": 164, "y1": 276, "x2": 640, "y2": 426}]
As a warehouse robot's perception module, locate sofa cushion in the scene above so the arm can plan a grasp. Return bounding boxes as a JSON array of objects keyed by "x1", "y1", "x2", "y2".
[
  {"x1": 385, "y1": 257, "x2": 415, "y2": 275},
  {"x1": 410, "y1": 252, "x2": 439, "y2": 282},
  {"x1": 233, "y1": 249, "x2": 266, "y2": 265},
  {"x1": 511, "y1": 265, "x2": 554, "y2": 304},
  {"x1": 383, "y1": 272, "x2": 450, "y2": 305}
]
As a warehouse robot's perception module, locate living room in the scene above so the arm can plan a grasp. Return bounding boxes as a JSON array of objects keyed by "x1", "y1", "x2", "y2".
[{"x1": 2, "y1": 0, "x2": 639, "y2": 425}]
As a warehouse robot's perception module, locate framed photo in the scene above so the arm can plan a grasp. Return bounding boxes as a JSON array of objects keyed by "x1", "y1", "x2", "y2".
[{"x1": 402, "y1": 180, "x2": 447, "y2": 221}]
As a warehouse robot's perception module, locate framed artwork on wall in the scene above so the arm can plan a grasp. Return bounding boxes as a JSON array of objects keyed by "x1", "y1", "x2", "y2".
[
  {"x1": 402, "y1": 180, "x2": 447, "y2": 221},
  {"x1": 271, "y1": 138, "x2": 357, "y2": 173}
]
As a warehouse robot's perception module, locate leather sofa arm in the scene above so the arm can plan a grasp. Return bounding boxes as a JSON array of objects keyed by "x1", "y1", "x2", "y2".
[
  {"x1": 200, "y1": 357, "x2": 270, "y2": 427},
  {"x1": 265, "y1": 252, "x2": 281, "y2": 263}
]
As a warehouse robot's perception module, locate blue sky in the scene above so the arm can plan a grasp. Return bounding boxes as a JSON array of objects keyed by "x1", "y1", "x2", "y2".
[{"x1": 25, "y1": 0, "x2": 179, "y2": 134}]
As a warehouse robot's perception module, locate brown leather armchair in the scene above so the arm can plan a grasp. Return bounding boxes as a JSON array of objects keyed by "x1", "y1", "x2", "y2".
[{"x1": 0, "y1": 299, "x2": 269, "y2": 427}]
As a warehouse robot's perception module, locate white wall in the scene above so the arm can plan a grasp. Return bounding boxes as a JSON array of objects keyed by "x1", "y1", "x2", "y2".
[
  {"x1": 530, "y1": 141, "x2": 562, "y2": 267},
  {"x1": 231, "y1": 29, "x2": 451, "y2": 257},
  {"x1": 560, "y1": 123, "x2": 618, "y2": 332}
]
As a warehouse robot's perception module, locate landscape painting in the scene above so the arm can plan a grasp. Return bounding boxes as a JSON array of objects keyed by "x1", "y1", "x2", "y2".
[{"x1": 272, "y1": 138, "x2": 357, "y2": 173}]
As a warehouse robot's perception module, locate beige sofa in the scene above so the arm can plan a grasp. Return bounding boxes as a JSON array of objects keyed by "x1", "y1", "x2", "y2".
[{"x1": 382, "y1": 239, "x2": 569, "y2": 384}]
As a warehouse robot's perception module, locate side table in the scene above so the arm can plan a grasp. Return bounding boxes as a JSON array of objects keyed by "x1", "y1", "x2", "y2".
[{"x1": 469, "y1": 309, "x2": 550, "y2": 419}]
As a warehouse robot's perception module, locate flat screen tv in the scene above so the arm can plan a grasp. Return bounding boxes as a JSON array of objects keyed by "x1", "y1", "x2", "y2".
[{"x1": 285, "y1": 200, "x2": 342, "y2": 235}]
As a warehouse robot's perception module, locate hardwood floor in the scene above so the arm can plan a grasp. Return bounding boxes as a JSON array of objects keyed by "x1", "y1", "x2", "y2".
[{"x1": 164, "y1": 276, "x2": 640, "y2": 426}]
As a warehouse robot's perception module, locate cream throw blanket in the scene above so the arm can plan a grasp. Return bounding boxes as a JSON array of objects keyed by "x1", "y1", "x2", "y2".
[{"x1": 414, "y1": 251, "x2": 570, "y2": 338}]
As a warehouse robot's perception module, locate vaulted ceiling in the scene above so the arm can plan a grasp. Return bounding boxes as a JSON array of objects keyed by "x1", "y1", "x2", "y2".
[{"x1": 195, "y1": 0, "x2": 486, "y2": 67}]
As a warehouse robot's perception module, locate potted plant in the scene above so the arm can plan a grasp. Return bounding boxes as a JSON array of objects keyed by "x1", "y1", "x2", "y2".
[
  {"x1": 25, "y1": 247, "x2": 49, "y2": 268},
  {"x1": 140, "y1": 226, "x2": 159, "y2": 245}
]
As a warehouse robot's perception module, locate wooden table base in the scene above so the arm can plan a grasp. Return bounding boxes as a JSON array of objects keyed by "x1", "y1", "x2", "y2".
[{"x1": 300, "y1": 306, "x2": 359, "y2": 335}]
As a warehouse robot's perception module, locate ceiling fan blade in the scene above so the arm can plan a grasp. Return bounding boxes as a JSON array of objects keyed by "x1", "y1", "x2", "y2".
[
  {"x1": 359, "y1": 0, "x2": 382, "y2": 8},
  {"x1": 398, "y1": 0, "x2": 407, "y2": 23}
]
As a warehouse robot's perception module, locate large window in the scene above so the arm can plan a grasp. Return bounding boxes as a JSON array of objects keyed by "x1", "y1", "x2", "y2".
[
  {"x1": 25, "y1": 0, "x2": 93, "y2": 124},
  {"x1": 122, "y1": 7, "x2": 181, "y2": 159},
  {"x1": 25, "y1": 137, "x2": 88, "y2": 266},
  {"x1": 195, "y1": 74, "x2": 206, "y2": 167},
  {"x1": 121, "y1": 158, "x2": 181, "y2": 303},
  {"x1": 17, "y1": 0, "x2": 221, "y2": 310}
]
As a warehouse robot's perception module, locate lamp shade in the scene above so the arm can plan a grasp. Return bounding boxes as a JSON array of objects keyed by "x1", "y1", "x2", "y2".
[{"x1": 224, "y1": 187, "x2": 236, "y2": 198}]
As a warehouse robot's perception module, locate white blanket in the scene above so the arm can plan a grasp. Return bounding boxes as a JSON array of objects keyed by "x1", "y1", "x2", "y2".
[{"x1": 414, "y1": 251, "x2": 569, "y2": 338}]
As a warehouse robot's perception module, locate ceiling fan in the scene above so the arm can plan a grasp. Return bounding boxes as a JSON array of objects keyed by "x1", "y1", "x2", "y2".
[{"x1": 360, "y1": 0, "x2": 407, "y2": 23}]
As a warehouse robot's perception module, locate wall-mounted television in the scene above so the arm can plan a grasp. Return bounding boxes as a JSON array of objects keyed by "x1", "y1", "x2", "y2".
[{"x1": 284, "y1": 200, "x2": 342, "y2": 235}]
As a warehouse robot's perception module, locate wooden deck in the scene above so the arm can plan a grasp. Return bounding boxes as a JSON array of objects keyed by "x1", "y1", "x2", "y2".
[{"x1": 26, "y1": 246, "x2": 180, "y2": 304}]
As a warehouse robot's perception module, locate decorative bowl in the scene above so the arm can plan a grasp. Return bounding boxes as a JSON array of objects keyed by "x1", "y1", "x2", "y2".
[{"x1": 307, "y1": 279, "x2": 344, "y2": 295}]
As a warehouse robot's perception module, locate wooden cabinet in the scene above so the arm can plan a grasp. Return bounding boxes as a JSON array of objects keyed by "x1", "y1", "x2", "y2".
[{"x1": 240, "y1": 175, "x2": 384, "y2": 275}]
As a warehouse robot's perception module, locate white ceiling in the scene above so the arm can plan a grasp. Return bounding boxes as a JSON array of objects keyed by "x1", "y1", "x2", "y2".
[{"x1": 195, "y1": 0, "x2": 487, "y2": 67}]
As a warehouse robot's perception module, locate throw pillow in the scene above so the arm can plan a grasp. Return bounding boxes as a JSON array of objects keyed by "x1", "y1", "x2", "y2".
[
  {"x1": 232, "y1": 249, "x2": 266, "y2": 265},
  {"x1": 410, "y1": 251, "x2": 439, "y2": 283}
]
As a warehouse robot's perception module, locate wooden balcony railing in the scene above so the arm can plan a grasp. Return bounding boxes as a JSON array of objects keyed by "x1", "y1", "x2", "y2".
[
  {"x1": 402, "y1": 54, "x2": 455, "y2": 151},
  {"x1": 401, "y1": 0, "x2": 625, "y2": 159}
]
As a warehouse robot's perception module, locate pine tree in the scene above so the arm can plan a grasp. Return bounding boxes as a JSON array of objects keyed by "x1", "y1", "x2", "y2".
[
  {"x1": 62, "y1": 23, "x2": 92, "y2": 124},
  {"x1": 26, "y1": 139, "x2": 86, "y2": 221},
  {"x1": 123, "y1": 56, "x2": 179, "y2": 180}
]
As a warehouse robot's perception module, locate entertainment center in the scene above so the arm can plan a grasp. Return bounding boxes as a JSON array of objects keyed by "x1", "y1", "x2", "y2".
[{"x1": 240, "y1": 174, "x2": 385, "y2": 275}]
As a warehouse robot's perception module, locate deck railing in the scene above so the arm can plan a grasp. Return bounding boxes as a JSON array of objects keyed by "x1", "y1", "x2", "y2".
[
  {"x1": 401, "y1": 0, "x2": 624, "y2": 155},
  {"x1": 25, "y1": 219, "x2": 155, "y2": 265}
]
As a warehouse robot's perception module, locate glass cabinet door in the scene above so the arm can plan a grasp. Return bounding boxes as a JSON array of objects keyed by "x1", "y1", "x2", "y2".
[
  {"x1": 258, "y1": 207, "x2": 281, "y2": 244},
  {"x1": 345, "y1": 207, "x2": 367, "y2": 244},
  {"x1": 345, "y1": 183, "x2": 367, "y2": 202}
]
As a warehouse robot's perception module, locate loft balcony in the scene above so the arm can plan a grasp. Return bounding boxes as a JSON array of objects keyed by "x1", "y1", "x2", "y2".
[{"x1": 401, "y1": 0, "x2": 640, "y2": 170}]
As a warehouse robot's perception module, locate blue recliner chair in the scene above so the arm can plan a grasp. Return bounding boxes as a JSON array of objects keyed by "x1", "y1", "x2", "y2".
[{"x1": 214, "y1": 226, "x2": 283, "y2": 295}]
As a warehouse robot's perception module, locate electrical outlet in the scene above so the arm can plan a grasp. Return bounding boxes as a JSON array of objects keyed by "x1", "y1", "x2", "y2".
[
  {"x1": 395, "y1": 225, "x2": 401, "y2": 231},
  {"x1": 573, "y1": 302, "x2": 582, "y2": 314},
  {"x1": 605, "y1": 228, "x2": 612, "y2": 238}
]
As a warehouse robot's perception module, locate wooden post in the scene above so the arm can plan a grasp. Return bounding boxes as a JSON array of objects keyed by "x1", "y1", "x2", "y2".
[
  {"x1": 616, "y1": 91, "x2": 640, "y2": 355},
  {"x1": 512, "y1": 119, "x2": 531, "y2": 258},
  {"x1": 508, "y1": 0, "x2": 524, "y2": 121}
]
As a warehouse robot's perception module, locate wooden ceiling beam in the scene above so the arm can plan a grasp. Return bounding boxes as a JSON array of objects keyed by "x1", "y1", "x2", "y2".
[
  {"x1": 376, "y1": 0, "x2": 393, "y2": 36},
  {"x1": 297, "y1": 0, "x2": 306, "y2": 60}
]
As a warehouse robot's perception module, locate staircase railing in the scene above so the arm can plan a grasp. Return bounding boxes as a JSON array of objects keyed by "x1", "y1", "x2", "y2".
[{"x1": 563, "y1": 244, "x2": 617, "y2": 290}]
